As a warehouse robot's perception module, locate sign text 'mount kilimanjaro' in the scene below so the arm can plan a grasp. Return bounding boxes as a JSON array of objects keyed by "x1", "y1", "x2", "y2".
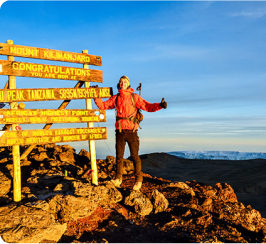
[
  {"x1": 0, "y1": 60, "x2": 102, "y2": 82},
  {"x1": 0, "y1": 87, "x2": 112, "y2": 102},
  {"x1": 0, "y1": 109, "x2": 106, "y2": 124},
  {"x1": 0, "y1": 43, "x2": 102, "y2": 66},
  {"x1": 0, "y1": 127, "x2": 107, "y2": 147}
]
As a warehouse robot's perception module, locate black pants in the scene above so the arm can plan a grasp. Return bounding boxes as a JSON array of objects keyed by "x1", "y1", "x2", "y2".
[{"x1": 115, "y1": 130, "x2": 143, "y2": 182}]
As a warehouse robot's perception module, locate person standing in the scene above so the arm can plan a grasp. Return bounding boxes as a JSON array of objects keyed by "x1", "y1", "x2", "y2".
[{"x1": 94, "y1": 76, "x2": 167, "y2": 190}]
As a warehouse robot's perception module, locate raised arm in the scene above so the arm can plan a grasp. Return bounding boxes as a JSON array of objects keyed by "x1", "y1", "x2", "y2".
[
  {"x1": 94, "y1": 96, "x2": 117, "y2": 110},
  {"x1": 134, "y1": 94, "x2": 167, "y2": 112}
]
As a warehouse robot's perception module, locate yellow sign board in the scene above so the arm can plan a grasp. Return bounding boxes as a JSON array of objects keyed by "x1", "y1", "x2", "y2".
[
  {"x1": 0, "y1": 109, "x2": 106, "y2": 124},
  {"x1": 0, "y1": 43, "x2": 102, "y2": 65},
  {"x1": 0, "y1": 87, "x2": 112, "y2": 102},
  {"x1": 0, "y1": 60, "x2": 103, "y2": 82},
  {"x1": 0, "y1": 127, "x2": 107, "y2": 147}
]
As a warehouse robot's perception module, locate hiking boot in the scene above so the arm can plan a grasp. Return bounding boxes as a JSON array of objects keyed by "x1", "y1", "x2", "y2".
[
  {"x1": 111, "y1": 178, "x2": 122, "y2": 188},
  {"x1": 133, "y1": 181, "x2": 142, "y2": 191}
]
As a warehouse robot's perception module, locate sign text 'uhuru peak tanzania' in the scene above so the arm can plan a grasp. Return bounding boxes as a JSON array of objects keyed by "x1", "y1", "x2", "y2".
[{"x1": 0, "y1": 87, "x2": 112, "y2": 102}]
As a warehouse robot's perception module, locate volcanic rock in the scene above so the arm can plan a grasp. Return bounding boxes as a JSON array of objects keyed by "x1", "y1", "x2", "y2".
[
  {"x1": 151, "y1": 189, "x2": 169, "y2": 213},
  {"x1": 124, "y1": 190, "x2": 153, "y2": 216},
  {"x1": 0, "y1": 203, "x2": 67, "y2": 243}
]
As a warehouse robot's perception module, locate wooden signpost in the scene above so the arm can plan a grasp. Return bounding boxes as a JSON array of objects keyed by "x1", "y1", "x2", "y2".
[{"x1": 0, "y1": 40, "x2": 109, "y2": 201}]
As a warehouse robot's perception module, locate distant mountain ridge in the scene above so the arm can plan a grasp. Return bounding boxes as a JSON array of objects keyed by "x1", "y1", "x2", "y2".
[{"x1": 168, "y1": 151, "x2": 266, "y2": 160}]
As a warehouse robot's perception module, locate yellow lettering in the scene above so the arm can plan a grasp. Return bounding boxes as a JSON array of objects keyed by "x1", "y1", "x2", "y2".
[
  {"x1": 44, "y1": 65, "x2": 50, "y2": 73},
  {"x1": 65, "y1": 68, "x2": 70, "y2": 75},
  {"x1": 56, "y1": 52, "x2": 63, "y2": 59},
  {"x1": 89, "y1": 134, "x2": 103, "y2": 139},
  {"x1": 57, "y1": 74, "x2": 69, "y2": 79},
  {"x1": 19, "y1": 63, "x2": 25, "y2": 70},
  {"x1": 10, "y1": 47, "x2": 39, "y2": 57},
  {"x1": 7, "y1": 138, "x2": 23, "y2": 146},
  {"x1": 10, "y1": 46, "x2": 16, "y2": 54},
  {"x1": 59, "y1": 89, "x2": 64, "y2": 99},
  {"x1": 12, "y1": 62, "x2": 19, "y2": 70},
  {"x1": 81, "y1": 117, "x2": 99, "y2": 122},
  {"x1": 5, "y1": 118, "x2": 26, "y2": 123},
  {"x1": 22, "y1": 131, "x2": 29, "y2": 137},
  {"x1": 52, "y1": 136, "x2": 61, "y2": 142},
  {"x1": 38, "y1": 65, "x2": 43, "y2": 72},
  {"x1": 7, "y1": 91, "x2": 12, "y2": 101},
  {"x1": 44, "y1": 51, "x2": 49, "y2": 58},
  {"x1": 63, "y1": 135, "x2": 80, "y2": 141}
]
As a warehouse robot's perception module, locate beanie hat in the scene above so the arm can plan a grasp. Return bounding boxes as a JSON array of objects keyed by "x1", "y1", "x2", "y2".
[
  {"x1": 117, "y1": 75, "x2": 130, "y2": 90},
  {"x1": 120, "y1": 75, "x2": 130, "y2": 86}
]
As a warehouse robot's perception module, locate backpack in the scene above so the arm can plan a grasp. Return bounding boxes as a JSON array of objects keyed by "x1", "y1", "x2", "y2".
[
  {"x1": 115, "y1": 93, "x2": 143, "y2": 131},
  {"x1": 130, "y1": 93, "x2": 143, "y2": 124}
]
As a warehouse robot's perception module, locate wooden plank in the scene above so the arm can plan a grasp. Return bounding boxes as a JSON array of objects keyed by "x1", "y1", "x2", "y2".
[
  {"x1": 0, "y1": 87, "x2": 112, "y2": 102},
  {"x1": 0, "y1": 127, "x2": 107, "y2": 147},
  {"x1": 0, "y1": 60, "x2": 103, "y2": 82},
  {"x1": 0, "y1": 109, "x2": 106, "y2": 124},
  {"x1": 0, "y1": 43, "x2": 102, "y2": 66}
]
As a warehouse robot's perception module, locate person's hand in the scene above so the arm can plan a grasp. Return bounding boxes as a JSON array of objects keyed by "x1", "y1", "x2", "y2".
[{"x1": 160, "y1": 98, "x2": 167, "y2": 109}]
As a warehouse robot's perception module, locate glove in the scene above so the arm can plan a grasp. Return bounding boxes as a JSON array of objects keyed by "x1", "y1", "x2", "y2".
[{"x1": 160, "y1": 98, "x2": 167, "y2": 109}]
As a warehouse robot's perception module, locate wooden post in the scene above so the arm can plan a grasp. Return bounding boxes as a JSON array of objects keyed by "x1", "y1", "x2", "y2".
[
  {"x1": 83, "y1": 50, "x2": 98, "y2": 185},
  {"x1": 7, "y1": 40, "x2": 21, "y2": 201}
]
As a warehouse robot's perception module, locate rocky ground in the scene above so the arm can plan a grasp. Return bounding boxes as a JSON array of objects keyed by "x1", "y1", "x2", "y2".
[{"x1": 0, "y1": 144, "x2": 266, "y2": 243}]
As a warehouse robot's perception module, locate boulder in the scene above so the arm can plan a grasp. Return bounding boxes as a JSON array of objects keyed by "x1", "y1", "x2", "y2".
[
  {"x1": 166, "y1": 181, "x2": 195, "y2": 197},
  {"x1": 214, "y1": 182, "x2": 238, "y2": 203},
  {"x1": 124, "y1": 190, "x2": 153, "y2": 216},
  {"x1": 48, "y1": 182, "x2": 123, "y2": 222},
  {"x1": 48, "y1": 194, "x2": 98, "y2": 222},
  {"x1": 30, "y1": 151, "x2": 48, "y2": 162},
  {"x1": 151, "y1": 189, "x2": 169, "y2": 213},
  {"x1": 78, "y1": 149, "x2": 91, "y2": 161},
  {"x1": 58, "y1": 151, "x2": 75, "y2": 164},
  {"x1": 91, "y1": 182, "x2": 123, "y2": 205},
  {"x1": 73, "y1": 181, "x2": 122, "y2": 204},
  {"x1": 0, "y1": 204, "x2": 66, "y2": 243}
]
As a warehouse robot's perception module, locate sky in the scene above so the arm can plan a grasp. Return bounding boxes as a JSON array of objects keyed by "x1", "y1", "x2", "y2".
[{"x1": 1, "y1": 1, "x2": 266, "y2": 159}]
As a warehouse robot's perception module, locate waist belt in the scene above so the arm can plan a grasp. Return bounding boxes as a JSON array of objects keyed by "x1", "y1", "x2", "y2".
[
  {"x1": 116, "y1": 116, "x2": 139, "y2": 123},
  {"x1": 116, "y1": 116, "x2": 139, "y2": 132}
]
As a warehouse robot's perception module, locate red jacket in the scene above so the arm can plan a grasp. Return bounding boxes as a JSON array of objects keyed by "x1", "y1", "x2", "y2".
[{"x1": 94, "y1": 88, "x2": 162, "y2": 130}]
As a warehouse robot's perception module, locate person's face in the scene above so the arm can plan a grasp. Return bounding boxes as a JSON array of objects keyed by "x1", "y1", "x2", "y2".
[{"x1": 119, "y1": 78, "x2": 129, "y2": 90}]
